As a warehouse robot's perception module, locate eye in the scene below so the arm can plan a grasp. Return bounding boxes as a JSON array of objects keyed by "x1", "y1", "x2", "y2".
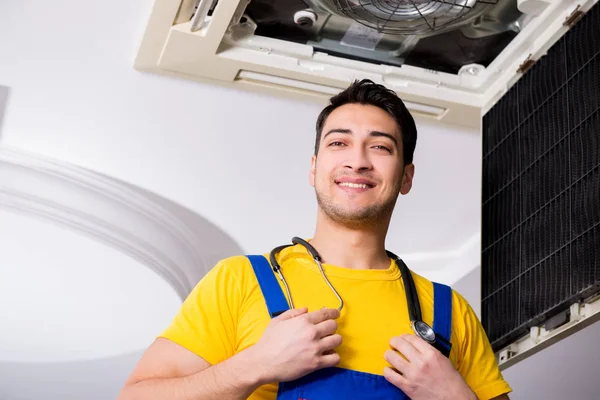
[
  {"x1": 373, "y1": 145, "x2": 392, "y2": 153},
  {"x1": 329, "y1": 141, "x2": 346, "y2": 147}
]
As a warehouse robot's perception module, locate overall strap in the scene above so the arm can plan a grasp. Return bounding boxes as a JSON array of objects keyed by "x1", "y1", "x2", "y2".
[
  {"x1": 247, "y1": 255, "x2": 290, "y2": 318},
  {"x1": 432, "y1": 282, "x2": 453, "y2": 357}
]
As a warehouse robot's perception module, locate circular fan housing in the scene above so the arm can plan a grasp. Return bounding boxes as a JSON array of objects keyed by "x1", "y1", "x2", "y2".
[{"x1": 332, "y1": 0, "x2": 498, "y2": 35}]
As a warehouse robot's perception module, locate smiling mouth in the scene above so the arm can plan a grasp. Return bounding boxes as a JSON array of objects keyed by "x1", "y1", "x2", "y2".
[{"x1": 336, "y1": 182, "x2": 374, "y2": 189}]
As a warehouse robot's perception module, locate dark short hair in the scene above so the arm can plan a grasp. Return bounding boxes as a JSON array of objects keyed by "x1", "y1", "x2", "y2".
[{"x1": 314, "y1": 79, "x2": 417, "y2": 165}]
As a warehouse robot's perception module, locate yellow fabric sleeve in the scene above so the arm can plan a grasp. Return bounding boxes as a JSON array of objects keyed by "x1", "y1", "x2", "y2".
[
  {"x1": 454, "y1": 291, "x2": 512, "y2": 400},
  {"x1": 158, "y1": 258, "x2": 242, "y2": 365}
]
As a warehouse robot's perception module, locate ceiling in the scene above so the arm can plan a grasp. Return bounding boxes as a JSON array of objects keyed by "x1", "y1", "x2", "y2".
[
  {"x1": 0, "y1": 210, "x2": 182, "y2": 363},
  {"x1": 0, "y1": 0, "x2": 484, "y2": 276},
  {"x1": 0, "y1": 85, "x2": 8, "y2": 136},
  {"x1": 0, "y1": 143, "x2": 245, "y2": 365}
]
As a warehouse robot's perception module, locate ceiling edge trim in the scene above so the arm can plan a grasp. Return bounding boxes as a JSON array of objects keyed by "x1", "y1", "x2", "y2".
[{"x1": 0, "y1": 145, "x2": 239, "y2": 299}]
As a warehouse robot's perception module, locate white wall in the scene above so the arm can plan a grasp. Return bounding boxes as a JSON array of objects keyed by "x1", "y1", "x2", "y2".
[
  {"x1": 0, "y1": 85, "x2": 8, "y2": 137},
  {"x1": 0, "y1": 210, "x2": 181, "y2": 363},
  {"x1": 0, "y1": 148, "x2": 246, "y2": 397},
  {"x1": 451, "y1": 265, "x2": 482, "y2": 318},
  {"x1": 0, "y1": 352, "x2": 143, "y2": 400},
  {"x1": 501, "y1": 319, "x2": 600, "y2": 400}
]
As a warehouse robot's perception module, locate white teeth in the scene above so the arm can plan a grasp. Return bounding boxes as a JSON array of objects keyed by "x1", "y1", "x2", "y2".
[{"x1": 338, "y1": 182, "x2": 369, "y2": 189}]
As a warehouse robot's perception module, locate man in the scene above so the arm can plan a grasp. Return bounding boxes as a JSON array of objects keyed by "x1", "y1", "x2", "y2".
[{"x1": 118, "y1": 79, "x2": 512, "y2": 399}]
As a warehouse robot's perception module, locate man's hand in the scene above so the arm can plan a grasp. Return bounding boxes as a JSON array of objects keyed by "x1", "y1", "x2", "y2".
[
  {"x1": 383, "y1": 334, "x2": 477, "y2": 400},
  {"x1": 247, "y1": 307, "x2": 343, "y2": 384}
]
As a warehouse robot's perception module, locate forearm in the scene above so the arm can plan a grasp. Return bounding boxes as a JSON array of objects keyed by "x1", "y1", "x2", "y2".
[{"x1": 119, "y1": 349, "x2": 265, "y2": 400}]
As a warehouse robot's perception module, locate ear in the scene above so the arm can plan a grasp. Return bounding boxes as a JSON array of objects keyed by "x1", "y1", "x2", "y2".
[
  {"x1": 309, "y1": 155, "x2": 317, "y2": 187},
  {"x1": 400, "y1": 163, "x2": 415, "y2": 195}
]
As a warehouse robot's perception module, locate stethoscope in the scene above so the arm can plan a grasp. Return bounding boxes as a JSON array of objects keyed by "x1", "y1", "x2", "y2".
[{"x1": 269, "y1": 236, "x2": 446, "y2": 351}]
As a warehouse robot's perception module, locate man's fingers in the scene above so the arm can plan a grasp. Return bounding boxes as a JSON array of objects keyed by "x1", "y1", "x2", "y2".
[
  {"x1": 390, "y1": 335, "x2": 421, "y2": 361},
  {"x1": 318, "y1": 352, "x2": 341, "y2": 369},
  {"x1": 305, "y1": 307, "x2": 340, "y2": 324},
  {"x1": 318, "y1": 333, "x2": 343, "y2": 352},
  {"x1": 315, "y1": 319, "x2": 338, "y2": 338},
  {"x1": 384, "y1": 349, "x2": 409, "y2": 375},
  {"x1": 401, "y1": 333, "x2": 435, "y2": 354},
  {"x1": 383, "y1": 366, "x2": 409, "y2": 390},
  {"x1": 274, "y1": 307, "x2": 308, "y2": 321}
]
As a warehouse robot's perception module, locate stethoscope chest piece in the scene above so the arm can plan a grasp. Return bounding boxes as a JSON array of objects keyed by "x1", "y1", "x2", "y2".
[{"x1": 411, "y1": 320, "x2": 436, "y2": 344}]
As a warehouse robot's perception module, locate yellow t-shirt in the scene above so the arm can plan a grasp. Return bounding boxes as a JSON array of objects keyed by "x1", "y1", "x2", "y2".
[{"x1": 160, "y1": 243, "x2": 511, "y2": 400}]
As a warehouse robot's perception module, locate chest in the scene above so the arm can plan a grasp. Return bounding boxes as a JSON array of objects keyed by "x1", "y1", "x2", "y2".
[{"x1": 235, "y1": 271, "x2": 435, "y2": 375}]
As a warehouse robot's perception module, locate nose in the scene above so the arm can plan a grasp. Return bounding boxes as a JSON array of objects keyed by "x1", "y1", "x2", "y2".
[{"x1": 343, "y1": 146, "x2": 373, "y2": 172}]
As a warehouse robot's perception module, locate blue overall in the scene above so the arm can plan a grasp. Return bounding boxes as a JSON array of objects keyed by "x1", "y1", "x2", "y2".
[{"x1": 247, "y1": 255, "x2": 453, "y2": 400}]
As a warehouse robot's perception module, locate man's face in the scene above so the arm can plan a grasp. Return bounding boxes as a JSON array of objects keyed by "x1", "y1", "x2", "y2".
[{"x1": 310, "y1": 103, "x2": 414, "y2": 227}]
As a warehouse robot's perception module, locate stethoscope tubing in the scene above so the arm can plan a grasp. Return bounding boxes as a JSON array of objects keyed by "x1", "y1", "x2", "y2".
[{"x1": 268, "y1": 237, "x2": 447, "y2": 353}]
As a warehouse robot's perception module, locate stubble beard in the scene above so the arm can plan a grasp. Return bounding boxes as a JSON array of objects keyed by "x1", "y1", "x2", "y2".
[{"x1": 314, "y1": 179, "x2": 400, "y2": 229}]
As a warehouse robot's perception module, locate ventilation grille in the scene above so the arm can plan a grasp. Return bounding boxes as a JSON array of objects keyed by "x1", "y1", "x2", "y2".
[
  {"x1": 481, "y1": 2, "x2": 600, "y2": 352},
  {"x1": 332, "y1": 0, "x2": 497, "y2": 35}
]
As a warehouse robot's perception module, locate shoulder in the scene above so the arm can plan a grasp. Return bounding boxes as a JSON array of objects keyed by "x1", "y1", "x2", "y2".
[
  {"x1": 192, "y1": 253, "x2": 269, "y2": 295},
  {"x1": 212, "y1": 254, "x2": 254, "y2": 273},
  {"x1": 176, "y1": 254, "x2": 262, "y2": 315},
  {"x1": 410, "y1": 271, "x2": 474, "y2": 314},
  {"x1": 198, "y1": 254, "x2": 254, "y2": 285},
  {"x1": 216, "y1": 253, "x2": 273, "y2": 278},
  {"x1": 409, "y1": 270, "x2": 465, "y2": 305}
]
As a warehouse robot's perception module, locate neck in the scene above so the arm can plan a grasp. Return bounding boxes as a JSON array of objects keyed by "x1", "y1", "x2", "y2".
[{"x1": 308, "y1": 211, "x2": 391, "y2": 270}]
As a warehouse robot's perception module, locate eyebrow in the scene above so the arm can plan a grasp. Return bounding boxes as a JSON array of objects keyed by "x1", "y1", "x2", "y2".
[{"x1": 323, "y1": 128, "x2": 398, "y2": 145}]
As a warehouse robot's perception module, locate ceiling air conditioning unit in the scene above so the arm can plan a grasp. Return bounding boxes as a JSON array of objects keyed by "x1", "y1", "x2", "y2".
[{"x1": 135, "y1": 0, "x2": 596, "y2": 129}]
